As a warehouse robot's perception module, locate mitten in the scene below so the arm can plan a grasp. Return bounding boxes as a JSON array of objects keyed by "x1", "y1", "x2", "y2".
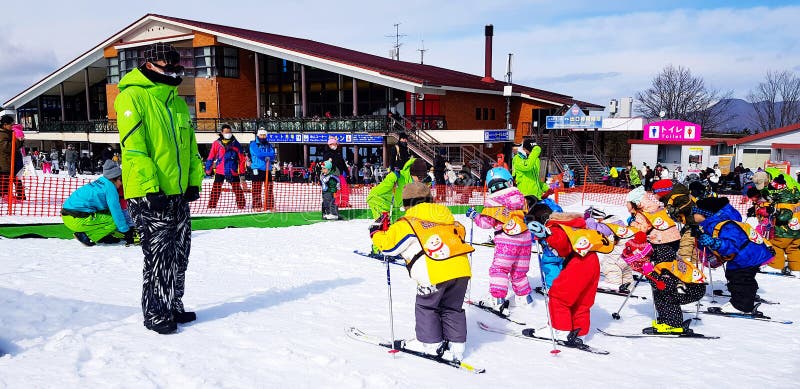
[
  {"x1": 369, "y1": 212, "x2": 390, "y2": 237},
  {"x1": 698, "y1": 234, "x2": 720, "y2": 251},
  {"x1": 145, "y1": 192, "x2": 168, "y2": 212},
  {"x1": 641, "y1": 262, "x2": 654, "y2": 275},
  {"x1": 465, "y1": 207, "x2": 478, "y2": 219},
  {"x1": 527, "y1": 221, "x2": 551, "y2": 239},
  {"x1": 184, "y1": 186, "x2": 200, "y2": 202},
  {"x1": 204, "y1": 159, "x2": 213, "y2": 172}
]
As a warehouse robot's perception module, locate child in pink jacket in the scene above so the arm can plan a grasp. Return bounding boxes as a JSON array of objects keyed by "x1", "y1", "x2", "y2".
[{"x1": 467, "y1": 168, "x2": 533, "y2": 315}]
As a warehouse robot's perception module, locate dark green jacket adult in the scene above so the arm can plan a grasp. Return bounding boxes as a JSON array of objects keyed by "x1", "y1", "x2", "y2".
[
  {"x1": 115, "y1": 68, "x2": 204, "y2": 199},
  {"x1": 512, "y1": 145, "x2": 546, "y2": 198},
  {"x1": 771, "y1": 189, "x2": 800, "y2": 238}
]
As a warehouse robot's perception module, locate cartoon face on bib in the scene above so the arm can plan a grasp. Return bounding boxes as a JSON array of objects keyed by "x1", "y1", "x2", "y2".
[
  {"x1": 788, "y1": 217, "x2": 800, "y2": 231},
  {"x1": 503, "y1": 219, "x2": 523, "y2": 235},
  {"x1": 747, "y1": 228, "x2": 764, "y2": 244},
  {"x1": 424, "y1": 234, "x2": 450, "y2": 259},
  {"x1": 573, "y1": 236, "x2": 592, "y2": 256},
  {"x1": 652, "y1": 217, "x2": 666, "y2": 230}
]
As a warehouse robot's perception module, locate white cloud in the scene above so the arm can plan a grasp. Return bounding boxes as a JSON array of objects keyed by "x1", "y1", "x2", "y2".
[{"x1": 1, "y1": 2, "x2": 798, "y2": 106}]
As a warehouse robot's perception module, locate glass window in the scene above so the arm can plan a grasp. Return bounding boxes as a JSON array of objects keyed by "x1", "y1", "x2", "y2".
[
  {"x1": 194, "y1": 46, "x2": 216, "y2": 77},
  {"x1": 222, "y1": 47, "x2": 239, "y2": 78},
  {"x1": 490, "y1": 108, "x2": 495, "y2": 121},
  {"x1": 107, "y1": 57, "x2": 120, "y2": 84},
  {"x1": 482, "y1": 108, "x2": 488, "y2": 120}
]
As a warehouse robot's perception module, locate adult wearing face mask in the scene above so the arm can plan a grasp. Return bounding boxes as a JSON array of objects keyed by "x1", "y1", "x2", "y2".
[
  {"x1": 322, "y1": 137, "x2": 350, "y2": 208},
  {"x1": 115, "y1": 42, "x2": 204, "y2": 335},
  {"x1": 249, "y1": 127, "x2": 276, "y2": 210},
  {"x1": 205, "y1": 124, "x2": 247, "y2": 209}
]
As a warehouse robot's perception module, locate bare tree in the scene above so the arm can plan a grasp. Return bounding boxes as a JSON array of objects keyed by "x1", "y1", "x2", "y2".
[
  {"x1": 747, "y1": 70, "x2": 800, "y2": 132},
  {"x1": 635, "y1": 65, "x2": 734, "y2": 132}
]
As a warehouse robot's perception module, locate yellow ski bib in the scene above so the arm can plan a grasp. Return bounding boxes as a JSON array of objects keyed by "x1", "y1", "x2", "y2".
[
  {"x1": 641, "y1": 209, "x2": 677, "y2": 231},
  {"x1": 603, "y1": 222, "x2": 639, "y2": 239},
  {"x1": 402, "y1": 217, "x2": 475, "y2": 260},
  {"x1": 561, "y1": 226, "x2": 615, "y2": 257},
  {"x1": 480, "y1": 206, "x2": 528, "y2": 236},
  {"x1": 776, "y1": 203, "x2": 800, "y2": 231},
  {"x1": 653, "y1": 259, "x2": 706, "y2": 284}
]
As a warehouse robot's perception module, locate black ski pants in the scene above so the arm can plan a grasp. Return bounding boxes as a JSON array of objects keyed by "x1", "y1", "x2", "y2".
[{"x1": 129, "y1": 195, "x2": 192, "y2": 327}]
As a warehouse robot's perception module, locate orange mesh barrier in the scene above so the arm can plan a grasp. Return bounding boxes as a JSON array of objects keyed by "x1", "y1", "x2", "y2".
[
  {"x1": 555, "y1": 184, "x2": 753, "y2": 217},
  {"x1": 0, "y1": 175, "x2": 486, "y2": 217}
]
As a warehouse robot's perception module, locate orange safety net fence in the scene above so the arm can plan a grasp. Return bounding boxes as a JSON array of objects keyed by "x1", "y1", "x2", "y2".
[
  {"x1": 0, "y1": 174, "x2": 487, "y2": 217},
  {"x1": 556, "y1": 183, "x2": 753, "y2": 217}
]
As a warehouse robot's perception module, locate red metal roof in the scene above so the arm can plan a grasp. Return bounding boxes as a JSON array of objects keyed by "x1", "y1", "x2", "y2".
[
  {"x1": 727, "y1": 122, "x2": 800, "y2": 145},
  {"x1": 153, "y1": 14, "x2": 602, "y2": 109},
  {"x1": 772, "y1": 143, "x2": 800, "y2": 149}
]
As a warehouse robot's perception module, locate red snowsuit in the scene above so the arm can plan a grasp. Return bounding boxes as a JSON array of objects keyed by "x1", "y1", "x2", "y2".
[{"x1": 545, "y1": 215, "x2": 600, "y2": 336}]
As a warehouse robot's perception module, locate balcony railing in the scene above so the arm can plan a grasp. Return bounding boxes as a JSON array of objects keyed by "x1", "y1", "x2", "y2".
[{"x1": 31, "y1": 115, "x2": 447, "y2": 134}]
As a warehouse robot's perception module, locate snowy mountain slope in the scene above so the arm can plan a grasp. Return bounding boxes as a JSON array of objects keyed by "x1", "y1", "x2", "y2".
[{"x1": 1, "y1": 206, "x2": 798, "y2": 388}]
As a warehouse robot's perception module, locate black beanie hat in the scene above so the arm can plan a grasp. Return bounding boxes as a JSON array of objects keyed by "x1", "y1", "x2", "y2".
[
  {"x1": 693, "y1": 197, "x2": 729, "y2": 217},
  {"x1": 747, "y1": 187, "x2": 762, "y2": 198}
]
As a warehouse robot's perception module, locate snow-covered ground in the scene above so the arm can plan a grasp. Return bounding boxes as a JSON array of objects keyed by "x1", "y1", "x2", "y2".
[{"x1": 1, "y1": 201, "x2": 798, "y2": 388}]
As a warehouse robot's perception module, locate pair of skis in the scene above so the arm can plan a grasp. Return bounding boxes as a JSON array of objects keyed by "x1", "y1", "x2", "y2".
[
  {"x1": 346, "y1": 327, "x2": 485, "y2": 373},
  {"x1": 534, "y1": 286, "x2": 647, "y2": 300}
]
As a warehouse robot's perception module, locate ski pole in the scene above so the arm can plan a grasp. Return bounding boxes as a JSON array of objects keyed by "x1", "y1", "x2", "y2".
[
  {"x1": 708, "y1": 261, "x2": 718, "y2": 304},
  {"x1": 694, "y1": 246, "x2": 706, "y2": 321},
  {"x1": 611, "y1": 277, "x2": 642, "y2": 320},
  {"x1": 535, "y1": 241, "x2": 560, "y2": 355},
  {"x1": 467, "y1": 216, "x2": 474, "y2": 301},
  {"x1": 386, "y1": 184, "x2": 398, "y2": 355}
]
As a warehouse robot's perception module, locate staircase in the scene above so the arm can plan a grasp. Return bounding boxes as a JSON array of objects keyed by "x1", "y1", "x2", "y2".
[
  {"x1": 531, "y1": 130, "x2": 608, "y2": 184},
  {"x1": 388, "y1": 115, "x2": 495, "y2": 182}
]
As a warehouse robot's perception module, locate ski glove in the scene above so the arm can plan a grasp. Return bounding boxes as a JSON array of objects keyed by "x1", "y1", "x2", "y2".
[
  {"x1": 527, "y1": 221, "x2": 551, "y2": 239},
  {"x1": 698, "y1": 233, "x2": 721, "y2": 251},
  {"x1": 184, "y1": 186, "x2": 200, "y2": 202},
  {"x1": 369, "y1": 212, "x2": 390, "y2": 237},
  {"x1": 465, "y1": 207, "x2": 479, "y2": 219},
  {"x1": 641, "y1": 261, "x2": 654, "y2": 275},
  {"x1": 146, "y1": 192, "x2": 169, "y2": 212}
]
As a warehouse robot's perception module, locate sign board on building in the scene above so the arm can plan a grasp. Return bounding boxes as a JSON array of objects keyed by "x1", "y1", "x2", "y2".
[
  {"x1": 266, "y1": 133, "x2": 383, "y2": 145},
  {"x1": 546, "y1": 104, "x2": 602, "y2": 129},
  {"x1": 484, "y1": 130, "x2": 511, "y2": 142},
  {"x1": 644, "y1": 120, "x2": 701, "y2": 142}
]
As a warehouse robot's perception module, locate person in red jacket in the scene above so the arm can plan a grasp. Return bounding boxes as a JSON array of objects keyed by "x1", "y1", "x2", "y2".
[
  {"x1": 537, "y1": 211, "x2": 604, "y2": 346},
  {"x1": 205, "y1": 124, "x2": 247, "y2": 209}
]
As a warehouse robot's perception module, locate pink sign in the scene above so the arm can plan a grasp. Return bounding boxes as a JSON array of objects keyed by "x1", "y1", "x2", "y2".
[{"x1": 643, "y1": 120, "x2": 702, "y2": 141}]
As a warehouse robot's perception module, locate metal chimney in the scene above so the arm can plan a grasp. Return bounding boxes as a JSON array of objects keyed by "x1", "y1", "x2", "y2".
[{"x1": 481, "y1": 24, "x2": 495, "y2": 83}]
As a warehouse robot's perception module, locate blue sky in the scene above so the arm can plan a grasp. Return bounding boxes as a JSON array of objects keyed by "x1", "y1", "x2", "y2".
[{"x1": 2, "y1": 0, "x2": 799, "y2": 108}]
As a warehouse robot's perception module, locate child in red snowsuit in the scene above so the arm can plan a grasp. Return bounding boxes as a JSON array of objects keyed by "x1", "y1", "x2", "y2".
[{"x1": 544, "y1": 212, "x2": 602, "y2": 343}]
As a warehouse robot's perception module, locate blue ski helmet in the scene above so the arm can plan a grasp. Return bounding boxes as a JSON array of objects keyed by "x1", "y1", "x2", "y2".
[{"x1": 486, "y1": 167, "x2": 513, "y2": 193}]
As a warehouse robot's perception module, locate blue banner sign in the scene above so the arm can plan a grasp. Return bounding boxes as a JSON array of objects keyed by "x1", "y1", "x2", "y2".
[
  {"x1": 484, "y1": 130, "x2": 510, "y2": 142},
  {"x1": 266, "y1": 133, "x2": 383, "y2": 145},
  {"x1": 545, "y1": 115, "x2": 603, "y2": 129}
]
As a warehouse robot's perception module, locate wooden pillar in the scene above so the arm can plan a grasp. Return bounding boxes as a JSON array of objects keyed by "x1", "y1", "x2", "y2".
[
  {"x1": 338, "y1": 75, "x2": 344, "y2": 117},
  {"x1": 84, "y1": 68, "x2": 91, "y2": 121},
  {"x1": 303, "y1": 144, "x2": 309, "y2": 167},
  {"x1": 352, "y1": 78, "x2": 358, "y2": 116},
  {"x1": 354, "y1": 145, "x2": 359, "y2": 166},
  {"x1": 382, "y1": 137, "x2": 389, "y2": 168},
  {"x1": 300, "y1": 65, "x2": 307, "y2": 117},
  {"x1": 410, "y1": 93, "x2": 416, "y2": 116},
  {"x1": 255, "y1": 53, "x2": 261, "y2": 117},
  {"x1": 59, "y1": 83, "x2": 66, "y2": 121}
]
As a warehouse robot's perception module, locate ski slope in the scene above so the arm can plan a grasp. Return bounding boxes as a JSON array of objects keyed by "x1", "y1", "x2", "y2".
[{"x1": 1, "y1": 202, "x2": 798, "y2": 388}]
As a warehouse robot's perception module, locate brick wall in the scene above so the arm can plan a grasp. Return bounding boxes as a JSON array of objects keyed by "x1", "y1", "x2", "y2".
[
  {"x1": 217, "y1": 48, "x2": 257, "y2": 118},
  {"x1": 440, "y1": 91, "x2": 505, "y2": 130},
  {"x1": 106, "y1": 84, "x2": 120, "y2": 119}
]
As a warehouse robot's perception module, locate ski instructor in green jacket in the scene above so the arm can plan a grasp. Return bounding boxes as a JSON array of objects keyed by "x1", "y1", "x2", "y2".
[
  {"x1": 512, "y1": 139, "x2": 548, "y2": 213},
  {"x1": 116, "y1": 43, "x2": 205, "y2": 335}
]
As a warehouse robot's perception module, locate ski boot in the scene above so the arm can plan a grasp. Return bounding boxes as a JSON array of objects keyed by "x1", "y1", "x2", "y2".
[
  {"x1": 74, "y1": 232, "x2": 95, "y2": 247},
  {"x1": 478, "y1": 296, "x2": 509, "y2": 317},
  {"x1": 441, "y1": 341, "x2": 465, "y2": 362},
  {"x1": 618, "y1": 282, "x2": 631, "y2": 294},
  {"x1": 643, "y1": 320, "x2": 692, "y2": 335},
  {"x1": 781, "y1": 266, "x2": 793, "y2": 276}
]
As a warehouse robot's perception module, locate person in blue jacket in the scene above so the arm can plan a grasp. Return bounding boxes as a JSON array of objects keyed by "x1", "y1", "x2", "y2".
[
  {"x1": 249, "y1": 128, "x2": 277, "y2": 210},
  {"x1": 62, "y1": 160, "x2": 133, "y2": 246},
  {"x1": 693, "y1": 197, "x2": 774, "y2": 315},
  {"x1": 528, "y1": 202, "x2": 563, "y2": 287}
]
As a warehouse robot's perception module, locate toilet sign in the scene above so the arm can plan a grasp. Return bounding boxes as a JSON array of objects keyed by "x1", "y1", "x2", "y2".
[{"x1": 644, "y1": 120, "x2": 701, "y2": 141}]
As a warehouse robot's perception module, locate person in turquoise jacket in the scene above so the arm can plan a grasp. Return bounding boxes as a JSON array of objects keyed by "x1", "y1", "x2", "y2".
[
  {"x1": 62, "y1": 160, "x2": 131, "y2": 246},
  {"x1": 512, "y1": 139, "x2": 547, "y2": 212},
  {"x1": 115, "y1": 43, "x2": 204, "y2": 335}
]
